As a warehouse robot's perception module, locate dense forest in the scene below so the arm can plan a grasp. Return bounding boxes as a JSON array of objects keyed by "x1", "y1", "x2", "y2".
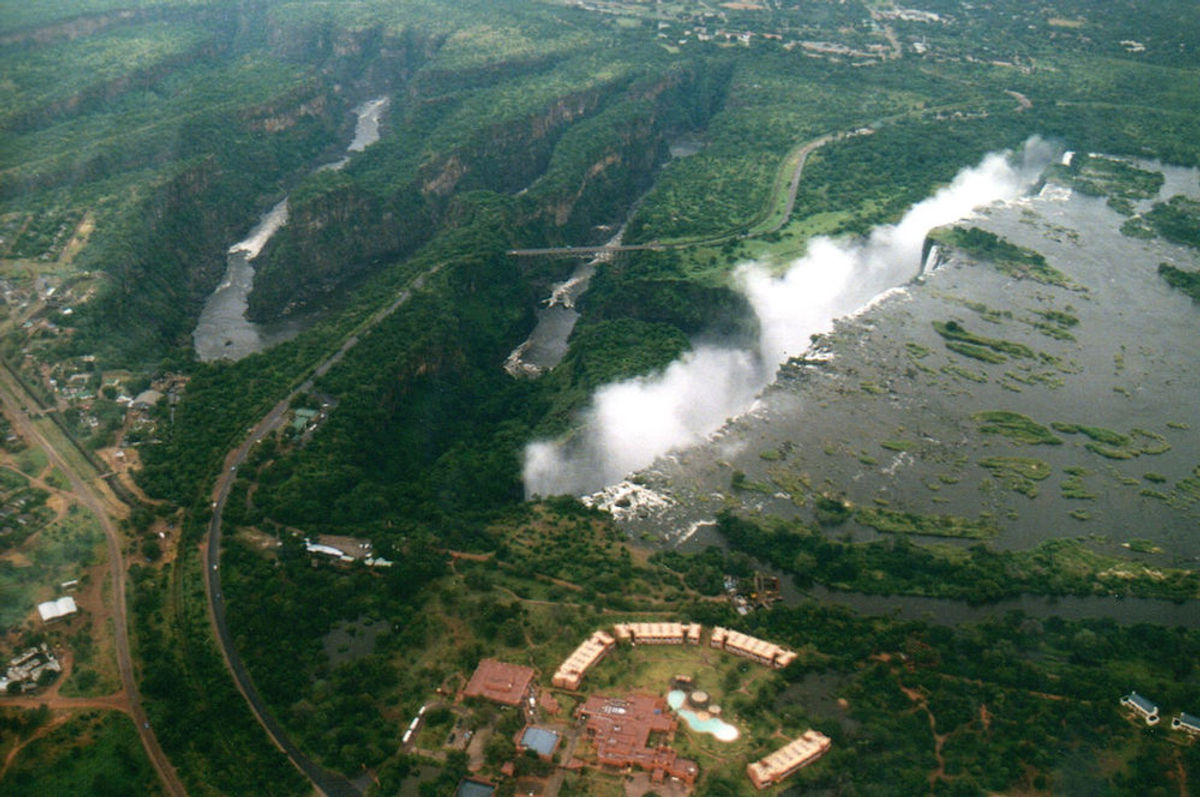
[{"x1": 4, "y1": 0, "x2": 1200, "y2": 794}]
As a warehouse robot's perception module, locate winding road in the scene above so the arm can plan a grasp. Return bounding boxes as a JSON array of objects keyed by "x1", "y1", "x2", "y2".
[
  {"x1": 508, "y1": 129, "x2": 850, "y2": 258},
  {"x1": 203, "y1": 264, "x2": 445, "y2": 797}
]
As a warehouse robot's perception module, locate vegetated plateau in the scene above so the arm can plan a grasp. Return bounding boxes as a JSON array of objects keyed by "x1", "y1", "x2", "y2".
[{"x1": 2, "y1": 1, "x2": 1200, "y2": 796}]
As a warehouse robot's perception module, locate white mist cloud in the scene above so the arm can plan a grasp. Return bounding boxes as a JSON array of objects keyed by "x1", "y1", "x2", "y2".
[
  {"x1": 525, "y1": 346, "x2": 765, "y2": 495},
  {"x1": 524, "y1": 137, "x2": 1055, "y2": 498}
]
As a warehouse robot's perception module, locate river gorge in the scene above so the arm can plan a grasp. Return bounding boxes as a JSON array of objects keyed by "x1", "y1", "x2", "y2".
[{"x1": 192, "y1": 97, "x2": 390, "y2": 362}]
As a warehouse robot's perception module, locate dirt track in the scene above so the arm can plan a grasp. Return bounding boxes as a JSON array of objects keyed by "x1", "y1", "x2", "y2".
[{"x1": 0, "y1": 362, "x2": 186, "y2": 795}]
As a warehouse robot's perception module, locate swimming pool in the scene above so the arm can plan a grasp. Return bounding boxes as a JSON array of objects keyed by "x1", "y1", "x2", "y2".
[{"x1": 667, "y1": 690, "x2": 739, "y2": 742}]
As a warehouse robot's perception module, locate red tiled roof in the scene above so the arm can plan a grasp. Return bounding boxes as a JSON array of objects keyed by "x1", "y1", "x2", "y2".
[{"x1": 463, "y1": 659, "x2": 535, "y2": 706}]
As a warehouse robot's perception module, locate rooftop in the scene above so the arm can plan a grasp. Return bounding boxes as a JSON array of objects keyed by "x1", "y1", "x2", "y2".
[
  {"x1": 455, "y1": 779, "x2": 496, "y2": 797},
  {"x1": 1125, "y1": 692, "x2": 1158, "y2": 714},
  {"x1": 747, "y1": 729, "x2": 831, "y2": 788},
  {"x1": 36, "y1": 596, "x2": 77, "y2": 622},
  {"x1": 578, "y1": 693, "x2": 698, "y2": 783},
  {"x1": 463, "y1": 659, "x2": 536, "y2": 707},
  {"x1": 1176, "y1": 712, "x2": 1200, "y2": 730},
  {"x1": 711, "y1": 626, "x2": 797, "y2": 667},
  {"x1": 132, "y1": 389, "x2": 163, "y2": 407},
  {"x1": 553, "y1": 630, "x2": 614, "y2": 689},
  {"x1": 520, "y1": 726, "x2": 560, "y2": 757}
]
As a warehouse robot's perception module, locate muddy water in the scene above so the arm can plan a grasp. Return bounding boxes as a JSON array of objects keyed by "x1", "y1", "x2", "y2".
[
  {"x1": 193, "y1": 97, "x2": 389, "y2": 361},
  {"x1": 619, "y1": 163, "x2": 1200, "y2": 596}
]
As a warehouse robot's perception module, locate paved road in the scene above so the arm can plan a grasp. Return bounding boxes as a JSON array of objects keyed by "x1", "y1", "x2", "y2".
[
  {"x1": 764, "y1": 133, "x2": 840, "y2": 236},
  {"x1": 204, "y1": 264, "x2": 444, "y2": 797},
  {"x1": 0, "y1": 362, "x2": 187, "y2": 797},
  {"x1": 509, "y1": 130, "x2": 848, "y2": 257}
]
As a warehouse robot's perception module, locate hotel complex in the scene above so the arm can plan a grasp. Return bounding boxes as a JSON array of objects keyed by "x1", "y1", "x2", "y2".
[
  {"x1": 463, "y1": 659, "x2": 536, "y2": 708},
  {"x1": 746, "y1": 729, "x2": 833, "y2": 789},
  {"x1": 577, "y1": 693, "x2": 699, "y2": 785},
  {"x1": 539, "y1": 622, "x2": 815, "y2": 789},
  {"x1": 613, "y1": 622, "x2": 703, "y2": 645},
  {"x1": 551, "y1": 630, "x2": 615, "y2": 690},
  {"x1": 710, "y1": 626, "x2": 798, "y2": 669}
]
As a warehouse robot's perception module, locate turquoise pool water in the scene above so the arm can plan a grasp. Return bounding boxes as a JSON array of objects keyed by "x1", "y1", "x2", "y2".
[{"x1": 667, "y1": 690, "x2": 739, "y2": 742}]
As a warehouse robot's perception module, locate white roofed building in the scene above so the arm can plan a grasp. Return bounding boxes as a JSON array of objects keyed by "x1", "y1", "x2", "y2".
[{"x1": 37, "y1": 596, "x2": 78, "y2": 623}]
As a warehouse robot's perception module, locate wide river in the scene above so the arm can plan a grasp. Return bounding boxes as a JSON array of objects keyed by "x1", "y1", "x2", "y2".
[{"x1": 616, "y1": 157, "x2": 1200, "y2": 626}]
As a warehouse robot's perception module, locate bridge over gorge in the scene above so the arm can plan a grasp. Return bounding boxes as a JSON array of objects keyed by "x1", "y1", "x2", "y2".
[
  {"x1": 507, "y1": 243, "x2": 670, "y2": 257},
  {"x1": 507, "y1": 129, "x2": 876, "y2": 261}
]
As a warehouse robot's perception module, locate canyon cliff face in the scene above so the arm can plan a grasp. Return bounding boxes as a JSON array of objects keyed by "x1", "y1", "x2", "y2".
[
  {"x1": 248, "y1": 181, "x2": 434, "y2": 319},
  {"x1": 65, "y1": 84, "x2": 345, "y2": 364},
  {"x1": 419, "y1": 86, "x2": 607, "y2": 200},
  {"x1": 246, "y1": 81, "x2": 621, "y2": 321},
  {"x1": 247, "y1": 62, "x2": 719, "y2": 322}
]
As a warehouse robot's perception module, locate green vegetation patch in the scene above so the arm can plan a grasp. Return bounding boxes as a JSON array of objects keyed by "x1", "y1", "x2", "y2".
[
  {"x1": 972, "y1": 410, "x2": 1062, "y2": 445},
  {"x1": 731, "y1": 470, "x2": 774, "y2": 493},
  {"x1": 1052, "y1": 423, "x2": 1129, "y2": 446},
  {"x1": 1061, "y1": 467, "x2": 1097, "y2": 501},
  {"x1": 1004, "y1": 368, "x2": 1064, "y2": 389},
  {"x1": 0, "y1": 504, "x2": 103, "y2": 623},
  {"x1": 1054, "y1": 423, "x2": 1171, "y2": 459},
  {"x1": 1028, "y1": 307, "x2": 1079, "y2": 341},
  {"x1": 978, "y1": 456, "x2": 1052, "y2": 481},
  {"x1": 856, "y1": 507, "x2": 998, "y2": 539},
  {"x1": 0, "y1": 467, "x2": 28, "y2": 490},
  {"x1": 1085, "y1": 442, "x2": 1135, "y2": 460},
  {"x1": 1125, "y1": 539, "x2": 1163, "y2": 554},
  {"x1": 1120, "y1": 216, "x2": 1156, "y2": 239},
  {"x1": 814, "y1": 495, "x2": 853, "y2": 526},
  {"x1": 933, "y1": 320, "x2": 1034, "y2": 358},
  {"x1": 1132, "y1": 428, "x2": 1172, "y2": 455},
  {"x1": 933, "y1": 227, "x2": 1075, "y2": 288},
  {"x1": 905, "y1": 342, "x2": 932, "y2": 359},
  {"x1": 940, "y1": 363, "x2": 987, "y2": 383},
  {"x1": 979, "y1": 456, "x2": 1052, "y2": 498},
  {"x1": 719, "y1": 513, "x2": 1200, "y2": 604},
  {"x1": 1045, "y1": 154, "x2": 1163, "y2": 201},
  {"x1": 945, "y1": 341, "x2": 1007, "y2": 364},
  {"x1": 1144, "y1": 195, "x2": 1200, "y2": 249},
  {"x1": 1175, "y1": 468, "x2": 1200, "y2": 507},
  {"x1": 560, "y1": 319, "x2": 691, "y2": 390},
  {"x1": 15, "y1": 447, "x2": 47, "y2": 476},
  {"x1": 1158, "y1": 263, "x2": 1200, "y2": 302},
  {"x1": 1, "y1": 711, "x2": 163, "y2": 796}
]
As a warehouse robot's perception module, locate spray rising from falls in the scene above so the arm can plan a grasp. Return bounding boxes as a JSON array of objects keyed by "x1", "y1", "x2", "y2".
[{"x1": 523, "y1": 137, "x2": 1055, "y2": 498}]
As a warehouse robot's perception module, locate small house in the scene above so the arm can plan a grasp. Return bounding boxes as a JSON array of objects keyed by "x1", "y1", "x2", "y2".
[{"x1": 1121, "y1": 691, "x2": 1160, "y2": 725}]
